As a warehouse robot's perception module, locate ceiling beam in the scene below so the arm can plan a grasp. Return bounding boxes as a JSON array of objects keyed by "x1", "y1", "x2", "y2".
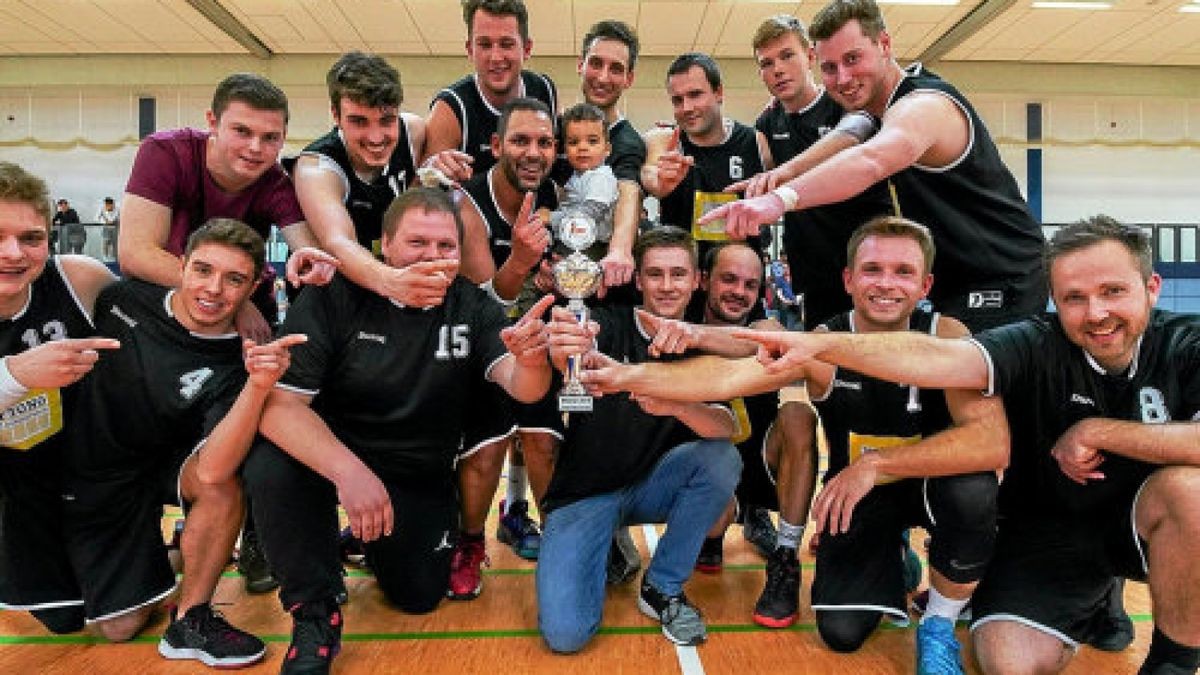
[
  {"x1": 186, "y1": 0, "x2": 272, "y2": 59},
  {"x1": 917, "y1": 0, "x2": 1017, "y2": 63}
]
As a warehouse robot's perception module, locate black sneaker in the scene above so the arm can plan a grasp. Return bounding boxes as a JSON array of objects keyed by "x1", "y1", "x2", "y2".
[
  {"x1": 339, "y1": 526, "x2": 368, "y2": 567},
  {"x1": 743, "y1": 506, "x2": 777, "y2": 559},
  {"x1": 282, "y1": 599, "x2": 343, "y2": 675},
  {"x1": 236, "y1": 530, "x2": 279, "y2": 594},
  {"x1": 694, "y1": 536, "x2": 724, "y2": 574},
  {"x1": 638, "y1": 577, "x2": 707, "y2": 646},
  {"x1": 158, "y1": 604, "x2": 266, "y2": 668},
  {"x1": 1088, "y1": 579, "x2": 1134, "y2": 652},
  {"x1": 753, "y1": 546, "x2": 801, "y2": 628},
  {"x1": 606, "y1": 527, "x2": 641, "y2": 585}
]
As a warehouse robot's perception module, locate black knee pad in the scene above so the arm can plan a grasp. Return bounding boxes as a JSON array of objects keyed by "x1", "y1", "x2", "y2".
[
  {"x1": 816, "y1": 610, "x2": 880, "y2": 653},
  {"x1": 379, "y1": 580, "x2": 443, "y2": 615},
  {"x1": 927, "y1": 472, "x2": 999, "y2": 584},
  {"x1": 31, "y1": 605, "x2": 85, "y2": 634}
]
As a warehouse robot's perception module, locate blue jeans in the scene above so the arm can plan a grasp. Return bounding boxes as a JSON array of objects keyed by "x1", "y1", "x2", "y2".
[{"x1": 536, "y1": 439, "x2": 741, "y2": 653}]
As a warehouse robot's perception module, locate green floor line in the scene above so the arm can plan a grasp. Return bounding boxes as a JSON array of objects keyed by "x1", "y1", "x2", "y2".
[
  {"x1": 0, "y1": 615, "x2": 1154, "y2": 645},
  {"x1": 213, "y1": 563, "x2": 818, "y2": 580}
]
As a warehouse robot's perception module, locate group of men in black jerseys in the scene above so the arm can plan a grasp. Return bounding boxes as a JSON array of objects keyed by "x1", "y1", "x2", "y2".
[{"x1": 0, "y1": 0, "x2": 1197, "y2": 674}]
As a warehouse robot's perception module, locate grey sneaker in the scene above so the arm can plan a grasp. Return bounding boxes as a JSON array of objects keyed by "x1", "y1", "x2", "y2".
[
  {"x1": 638, "y1": 577, "x2": 707, "y2": 646},
  {"x1": 606, "y1": 527, "x2": 641, "y2": 585}
]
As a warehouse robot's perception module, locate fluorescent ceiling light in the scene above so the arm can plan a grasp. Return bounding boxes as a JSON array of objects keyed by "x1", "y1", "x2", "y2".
[
  {"x1": 1181, "y1": 3, "x2": 1200, "y2": 11},
  {"x1": 1031, "y1": 0, "x2": 1111, "y2": 7},
  {"x1": 879, "y1": 0, "x2": 959, "y2": 4}
]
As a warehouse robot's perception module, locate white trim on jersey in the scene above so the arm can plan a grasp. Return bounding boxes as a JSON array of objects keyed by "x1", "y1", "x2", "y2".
[
  {"x1": 54, "y1": 256, "x2": 97, "y2": 327},
  {"x1": 483, "y1": 352, "x2": 512, "y2": 383},
  {"x1": 457, "y1": 425, "x2": 517, "y2": 462},
  {"x1": 921, "y1": 476, "x2": 937, "y2": 527},
  {"x1": 0, "y1": 598, "x2": 84, "y2": 611},
  {"x1": 907, "y1": 88, "x2": 974, "y2": 174},
  {"x1": 85, "y1": 582, "x2": 178, "y2": 624},
  {"x1": 275, "y1": 382, "x2": 318, "y2": 397},
  {"x1": 441, "y1": 87, "x2": 471, "y2": 155},
  {"x1": 516, "y1": 425, "x2": 564, "y2": 440},
  {"x1": 299, "y1": 149, "x2": 352, "y2": 203},
  {"x1": 8, "y1": 279, "x2": 32, "y2": 321},
  {"x1": 811, "y1": 602, "x2": 908, "y2": 621},
  {"x1": 401, "y1": 113, "x2": 420, "y2": 173},
  {"x1": 966, "y1": 337, "x2": 997, "y2": 397},
  {"x1": 1083, "y1": 336, "x2": 1143, "y2": 378},
  {"x1": 459, "y1": 176, "x2": 491, "y2": 239},
  {"x1": 969, "y1": 613, "x2": 1081, "y2": 651}
]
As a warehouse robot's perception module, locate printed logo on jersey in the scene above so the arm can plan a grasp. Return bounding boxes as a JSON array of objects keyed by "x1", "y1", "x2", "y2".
[
  {"x1": 1070, "y1": 393, "x2": 1095, "y2": 406},
  {"x1": 109, "y1": 304, "x2": 138, "y2": 328},
  {"x1": 357, "y1": 331, "x2": 386, "y2": 345},
  {"x1": 730, "y1": 398, "x2": 752, "y2": 445},
  {"x1": 967, "y1": 290, "x2": 1003, "y2": 309},
  {"x1": 831, "y1": 379, "x2": 862, "y2": 391},
  {"x1": 435, "y1": 325, "x2": 470, "y2": 360},
  {"x1": 848, "y1": 431, "x2": 921, "y2": 485},
  {"x1": 1139, "y1": 387, "x2": 1169, "y2": 423},
  {"x1": 350, "y1": 200, "x2": 373, "y2": 210},
  {"x1": 179, "y1": 367, "x2": 214, "y2": 400},
  {"x1": 0, "y1": 388, "x2": 63, "y2": 451},
  {"x1": 772, "y1": 133, "x2": 791, "y2": 140}
]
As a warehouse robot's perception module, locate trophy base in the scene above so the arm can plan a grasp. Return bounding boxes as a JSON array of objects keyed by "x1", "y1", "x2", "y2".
[{"x1": 558, "y1": 394, "x2": 594, "y2": 413}]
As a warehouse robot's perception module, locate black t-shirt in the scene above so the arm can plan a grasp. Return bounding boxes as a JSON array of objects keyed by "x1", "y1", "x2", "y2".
[
  {"x1": 755, "y1": 94, "x2": 894, "y2": 329},
  {"x1": 812, "y1": 308, "x2": 950, "y2": 479},
  {"x1": 543, "y1": 304, "x2": 732, "y2": 512},
  {"x1": 279, "y1": 275, "x2": 510, "y2": 482},
  {"x1": 971, "y1": 310, "x2": 1200, "y2": 520},
  {"x1": 459, "y1": 168, "x2": 559, "y2": 269},
  {"x1": 0, "y1": 258, "x2": 96, "y2": 460},
  {"x1": 886, "y1": 64, "x2": 1046, "y2": 321},
  {"x1": 299, "y1": 122, "x2": 419, "y2": 255},
  {"x1": 66, "y1": 280, "x2": 245, "y2": 478},
  {"x1": 432, "y1": 72, "x2": 558, "y2": 176}
]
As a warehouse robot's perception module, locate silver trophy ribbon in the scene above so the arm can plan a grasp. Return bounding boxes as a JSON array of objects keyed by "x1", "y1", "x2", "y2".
[{"x1": 553, "y1": 213, "x2": 604, "y2": 413}]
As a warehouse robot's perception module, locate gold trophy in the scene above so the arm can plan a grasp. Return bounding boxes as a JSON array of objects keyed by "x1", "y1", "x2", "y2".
[{"x1": 553, "y1": 213, "x2": 604, "y2": 412}]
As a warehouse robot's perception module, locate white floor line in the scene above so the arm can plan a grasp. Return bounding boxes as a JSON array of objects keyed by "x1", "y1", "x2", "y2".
[{"x1": 641, "y1": 524, "x2": 706, "y2": 675}]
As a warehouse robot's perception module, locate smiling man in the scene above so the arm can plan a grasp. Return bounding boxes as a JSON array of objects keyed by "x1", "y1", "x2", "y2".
[
  {"x1": 119, "y1": 73, "x2": 331, "y2": 343},
  {"x1": 292, "y1": 52, "x2": 443, "y2": 309},
  {"x1": 242, "y1": 188, "x2": 552, "y2": 674},
  {"x1": 705, "y1": 0, "x2": 1046, "y2": 333},
  {"x1": 731, "y1": 216, "x2": 1200, "y2": 675},
  {"x1": 422, "y1": 0, "x2": 557, "y2": 184},
  {"x1": 61, "y1": 219, "x2": 304, "y2": 668}
]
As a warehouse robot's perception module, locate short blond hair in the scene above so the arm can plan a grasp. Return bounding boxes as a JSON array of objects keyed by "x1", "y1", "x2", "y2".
[{"x1": 753, "y1": 15, "x2": 811, "y2": 52}]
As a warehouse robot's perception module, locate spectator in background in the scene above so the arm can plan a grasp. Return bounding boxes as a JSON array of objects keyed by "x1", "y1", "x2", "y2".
[
  {"x1": 97, "y1": 197, "x2": 119, "y2": 260},
  {"x1": 53, "y1": 199, "x2": 83, "y2": 254}
]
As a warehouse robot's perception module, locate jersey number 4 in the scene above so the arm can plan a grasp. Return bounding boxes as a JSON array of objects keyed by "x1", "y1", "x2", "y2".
[
  {"x1": 435, "y1": 325, "x2": 470, "y2": 360},
  {"x1": 179, "y1": 367, "x2": 214, "y2": 400}
]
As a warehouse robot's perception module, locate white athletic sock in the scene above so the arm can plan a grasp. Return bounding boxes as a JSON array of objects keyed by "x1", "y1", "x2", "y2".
[
  {"x1": 777, "y1": 518, "x2": 804, "y2": 551},
  {"x1": 922, "y1": 587, "x2": 970, "y2": 623},
  {"x1": 505, "y1": 464, "x2": 528, "y2": 511}
]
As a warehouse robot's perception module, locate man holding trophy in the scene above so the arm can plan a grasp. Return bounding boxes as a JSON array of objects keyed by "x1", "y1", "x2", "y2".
[{"x1": 538, "y1": 226, "x2": 739, "y2": 652}]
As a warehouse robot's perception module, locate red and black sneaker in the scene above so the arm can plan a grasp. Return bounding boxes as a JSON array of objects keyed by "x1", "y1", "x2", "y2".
[
  {"x1": 753, "y1": 546, "x2": 800, "y2": 628},
  {"x1": 282, "y1": 599, "x2": 343, "y2": 675}
]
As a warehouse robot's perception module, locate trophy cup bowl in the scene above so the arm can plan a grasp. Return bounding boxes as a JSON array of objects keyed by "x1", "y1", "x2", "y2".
[{"x1": 553, "y1": 213, "x2": 603, "y2": 413}]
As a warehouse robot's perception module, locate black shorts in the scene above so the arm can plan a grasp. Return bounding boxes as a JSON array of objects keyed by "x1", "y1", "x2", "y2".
[
  {"x1": 970, "y1": 479, "x2": 1149, "y2": 647},
  {"x1": 460, "y1": 382, "x2": 517, "y2": 458},
  {"x1": 62, "y1": 451, "x2": 188, "y2": 622},
  {"x1": 0, "y1": 448, "x2": 83, "y2": 611},
  {"x1": 733, "y1": 420, "x2": 780, "y2": 512},
  {"x1": 811, "y1": 479, "x2": 933, "y2": 621}
]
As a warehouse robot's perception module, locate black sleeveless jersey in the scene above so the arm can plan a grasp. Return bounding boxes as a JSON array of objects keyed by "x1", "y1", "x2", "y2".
[
  {"x1": 459, "y1": 168, "x2": 559, "y2": 268},
  {"x1": 755, "y1": 94, "x2": 894, "y2": 328},
  {"x1": 66, "y1": 279, "x2": 246, "y2": 478},
  {"x1": 972, "y1": 310, "x2": 1200, "y2": 520},
  {"x1": 0, "y1": 258, "x2": 96, "y2": 460},
  {"x1": 432, "y1": 71, "x2": 558, "y2": 175},
  {"x1": 886, "y1": 64, "x2": 1045, "y2": 313},
  {"x1": 300, "y1": 121, "x2": 419, "y2": 255},
  {"x1": 812, "y1": 308, "x2": 950, "y2": 479},
  {"x1": 658, "y1": 121, "x2": 766, "y2": 237}
]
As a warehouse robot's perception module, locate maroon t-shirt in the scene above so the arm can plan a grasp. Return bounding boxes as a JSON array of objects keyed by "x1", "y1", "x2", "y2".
[{"x1": 125, "y1": 128, "x2": 304, "y2": 255}]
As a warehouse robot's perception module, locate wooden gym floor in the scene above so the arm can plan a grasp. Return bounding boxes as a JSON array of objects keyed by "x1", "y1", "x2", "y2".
[{"x1": 0, "y1": 494, "x2": 1153, "y2": 674}]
